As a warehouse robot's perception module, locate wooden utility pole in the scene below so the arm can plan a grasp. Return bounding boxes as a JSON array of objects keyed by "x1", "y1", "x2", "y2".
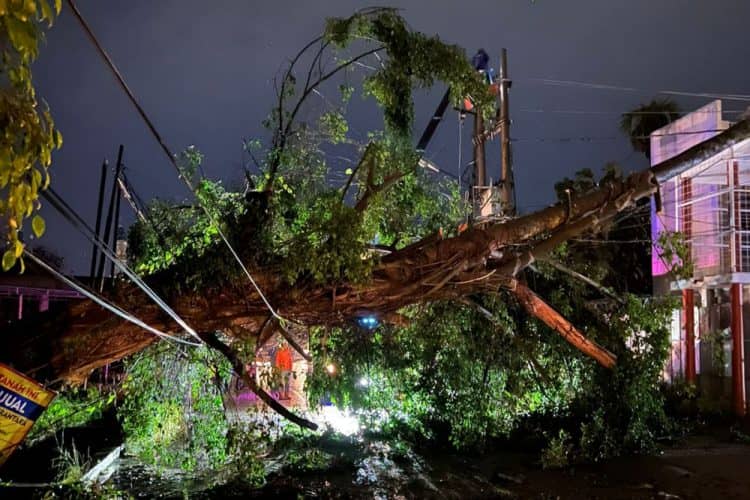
[
  {"x1": 498, "y1": 48, "x2": 514, "y2": 215},
  {"x1": 472, "y1": 61, "x2": 487, "y2": 220},
  {"x1": 473, "y1": 109, "x2": 487, "y2": 189}
]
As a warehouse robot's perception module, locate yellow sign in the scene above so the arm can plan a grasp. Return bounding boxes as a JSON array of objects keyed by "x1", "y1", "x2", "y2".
[{"x1": 0, "y1": 363, "x2": 55, "y2": 466}]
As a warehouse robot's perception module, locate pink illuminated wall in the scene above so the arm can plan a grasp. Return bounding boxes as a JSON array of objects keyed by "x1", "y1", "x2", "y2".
[
  {"x1": 651, "y1": 101, "x2": 730, "y2": 278},
  {"x1": 650, "y1": 101, "x2": 728, "y2": 167}
]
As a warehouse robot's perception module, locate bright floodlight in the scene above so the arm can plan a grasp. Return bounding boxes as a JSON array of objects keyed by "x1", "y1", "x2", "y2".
[{"x1": 320, "y1": 406, "x2": 359, "y2": 436}]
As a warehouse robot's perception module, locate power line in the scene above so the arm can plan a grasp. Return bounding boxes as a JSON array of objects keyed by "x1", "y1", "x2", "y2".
[
  {"x1": 520, "y1": 77, "x2": 750, "y2": 102},
  {"x1": 66, "y1": 0, "x2": 284, "y2": 323},
  {"x1": 43, "y1": 187, "x2": 202, "y2": 343},
  {"x1": 572, "y1": 238, "x2": 652, "y2": 244},
  {"x1": 512, "y1": 135, "x2": 618, "y2": 143},
  {"x1": 512, "y1": 127, "x2": 740, "y2": 143},
  {"x1": 518, "y1": 108, "x2": 747, "y2": 116},
  {"x1": 25, "y1": 250, "x2": 201, "y2": 347}
]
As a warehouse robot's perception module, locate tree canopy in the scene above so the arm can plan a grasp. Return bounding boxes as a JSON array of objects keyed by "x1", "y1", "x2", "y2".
[
  {"x1": 0, "y1": 0, "x2": 62, "y2": 272},
  {"x1": 0, "y1": 7, "x2": 690, "y2": 473}
]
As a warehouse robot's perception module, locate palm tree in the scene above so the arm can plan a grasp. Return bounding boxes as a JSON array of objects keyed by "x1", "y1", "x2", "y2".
[{"x1": 620, "y1": 98, "x2": 680, "y2": 160}]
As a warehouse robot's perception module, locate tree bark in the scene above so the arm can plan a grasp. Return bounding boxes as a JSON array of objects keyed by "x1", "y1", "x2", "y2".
[
  {"x1": 510, "y1": 280, "x2": 616, "y2": 369},
  {"x1": 0, "y1": 168, "x2": 657, "y2": 383}
]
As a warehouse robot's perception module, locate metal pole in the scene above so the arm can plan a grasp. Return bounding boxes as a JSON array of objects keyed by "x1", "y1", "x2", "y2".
[
  {"x1": 97, "y1": 145, "x2": 124, "y2": 291},
  {"x1": 110, "y1": 163, "x2": 123, "y2": 279},
  {"x1": 683, "y1": 289, "x2": 696, "y2": 383},
  {"x1": 90, "y1": 160, "x2": 108, "y2": 285},
  {"x1": 498, "y1": 48, "x2": 514, "y2": 215},
  {"x1": 730, "y1": 283, "x2": 746, "y2": 417}
]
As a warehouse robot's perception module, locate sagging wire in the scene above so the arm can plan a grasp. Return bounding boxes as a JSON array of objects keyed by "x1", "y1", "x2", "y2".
[
  {"x1": 65, "y1": 0, "x2": 285, "y2": 324},
  {"x1": 521, "y1": 77, "x2": 750, "y2": 102},
  {"x1": 43, "y1": 187, "x2": 202, "y2": 343},
  {"x1": 24, "y1": 250, "x2": 201, "y2": 347}
]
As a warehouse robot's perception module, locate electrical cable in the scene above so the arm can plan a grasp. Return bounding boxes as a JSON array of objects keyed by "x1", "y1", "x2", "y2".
[
  {"x1": 42, "y1": 187, "x2": 202, "y2": 342},
  {"x1": 65, "y1": 0, "x2": 284, "y2": 323},
  {"x1": 512, "y1": 127, "x2": 739, "y2": 143},
  {"x1": 518, "y1": 108, "x2": 747, "y2": 116},
  {"x1": 520, "y1": 77, "x2": 750, "y2": 102},
  {"x1": 24, "y1": 250, "x2": 201, "y2": 347}
]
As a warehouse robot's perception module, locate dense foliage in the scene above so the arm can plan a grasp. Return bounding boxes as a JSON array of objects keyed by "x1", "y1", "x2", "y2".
[
  {"x1": 127, "y1": 8, "x2": 478, "y2": 289},
  {"x1": 324, "y1": 8, "x2": 494, "y2": 134},
  {"x1": 27, "y1": 386, "x2": 115, "y2": 443},
  {"x1": 307, "y1": 263, "x2": 675, "y2": 459},
  {"x1": 0, "y1": 0, "x2": 62, "y2": 271},
  {"x1": 118, "y1": 343, "x2": 233, "y2": 471},
  {"x1": 619, "y1": 98, "x2": 680, "y2": 160},
  {"x1": 303, "y1": 165, "x2": 677, "y2": 459},
  {"x1": 118, "y1": 9, "x2": 681, "y2": 468},
  {"x1": 0, "y1": 9, "x2": 685, "y2": 489}
]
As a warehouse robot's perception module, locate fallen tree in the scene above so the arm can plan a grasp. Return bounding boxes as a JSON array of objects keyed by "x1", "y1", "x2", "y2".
[
  {"x1": 3, "y1": 167, "x2": 657, "y2": 382},
  {"x1": 2, "y1": 8, "x2": 742, "y2": 429}
]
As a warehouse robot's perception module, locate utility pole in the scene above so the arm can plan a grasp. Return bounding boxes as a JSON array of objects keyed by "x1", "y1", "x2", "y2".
[
  {"x1": 498, "y1": 48, "x2": 514, "y2": 216},
  {"x1": 90, "y1": 160, "x2": 107, "y2": 285},
  {"x1": 97, "y1": 145, "x2": 124, "y2": 292},
  {"x1": 109, "y1": 165, "x2": 123, "y2": 279},
  {"x1": 473, "y1": 111, "x2": 487, "y2": 188}
]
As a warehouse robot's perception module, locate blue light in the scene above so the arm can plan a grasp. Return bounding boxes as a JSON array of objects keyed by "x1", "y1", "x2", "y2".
[{"x1": 357, "y1": 315, "x2": 379, "y2": 329}]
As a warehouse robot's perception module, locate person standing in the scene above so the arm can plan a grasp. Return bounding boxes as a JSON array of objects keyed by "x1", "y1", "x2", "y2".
[{"x1": 275, "y1": 340, "x2": 293, "y2": 400}]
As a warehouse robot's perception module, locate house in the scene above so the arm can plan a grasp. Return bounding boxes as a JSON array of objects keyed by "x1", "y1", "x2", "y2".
[{"x1": 651, "y1": 100, "x2": 750, "y2": 416}]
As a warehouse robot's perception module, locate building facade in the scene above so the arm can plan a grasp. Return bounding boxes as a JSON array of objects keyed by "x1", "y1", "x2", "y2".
[{"x1": 652, "y1": 100, "x2": 749, "y2": 416}]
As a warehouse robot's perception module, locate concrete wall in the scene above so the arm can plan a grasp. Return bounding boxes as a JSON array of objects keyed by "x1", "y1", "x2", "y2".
[{"x1": 650, "y1": 100, "x2": 729, "y2": 166}]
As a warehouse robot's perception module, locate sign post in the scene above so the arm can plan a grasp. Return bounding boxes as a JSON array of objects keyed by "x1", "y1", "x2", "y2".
[{"x1": 0, "y1": 363, "x2": 55, "y2": 466}]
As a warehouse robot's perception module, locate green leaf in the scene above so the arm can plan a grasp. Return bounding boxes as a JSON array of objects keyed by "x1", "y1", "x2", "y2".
[
  {"x1": 345, "y1": 168, "x2": 353, "y2": 175},
  {"x1": 4, "y1": 15, "x2": 37, "y2": 59},
  {"x1": 32, "y1": 214, "x2": 45, "y2": 237},
  {"x1": 13, "y1": 240, "x2": 24, "y2": 257},
  {"x1": 40, "y1": 0, "x2": 53, "y2": 25},
  {"x1": 2, "y1": 250, "x2": 16, "y2": 271}
]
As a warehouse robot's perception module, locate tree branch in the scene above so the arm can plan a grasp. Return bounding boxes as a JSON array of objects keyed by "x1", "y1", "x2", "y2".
[
  {"x1": 276, "y1": 35, "x2": 325, "y2": 143},
  {"x1": 509, "y1": 281, "x2": 616, "y2": 369},
  {"x1": 531, "y1": 260, "x2": 625, "y2": 305},
  {"x1": 354, "y1": 168, "x2": 411, "y2": 212},
  {"x1": 277, "y1": 324, "x2": 313, "y2": 362},
  {"x1": 340, "y1": 143, "x2": 373, "y2": 203},
  {"x1": 266, "y1": 46, "x2": 385, "y2": 189}
]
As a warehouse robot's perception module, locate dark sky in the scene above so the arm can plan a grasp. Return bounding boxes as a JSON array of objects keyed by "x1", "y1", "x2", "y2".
[{"x1": 32, "y1": 0, "x2": 750, "y2": 273}]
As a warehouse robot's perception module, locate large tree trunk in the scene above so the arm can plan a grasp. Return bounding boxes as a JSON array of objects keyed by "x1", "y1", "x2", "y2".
[{"x1": 0, "y1": 168, "x2": 658, "y2": 383}]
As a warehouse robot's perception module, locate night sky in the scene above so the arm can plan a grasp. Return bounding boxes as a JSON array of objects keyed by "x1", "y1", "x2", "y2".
[{"x1": 31, "y1": 0, "x2": 750, "y2": 273}]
